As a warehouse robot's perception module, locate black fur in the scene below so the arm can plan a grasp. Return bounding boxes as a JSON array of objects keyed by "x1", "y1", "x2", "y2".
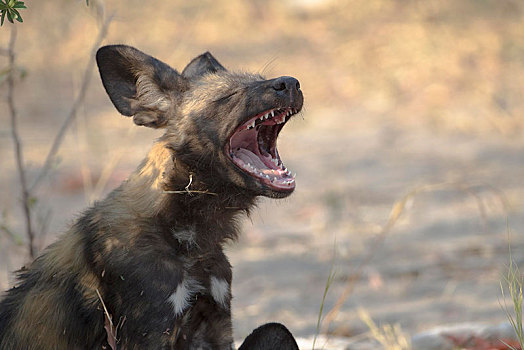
[
  {"x1": 0, "y1": 45, "x2": 303, "y2": 349},
  {"x1": 239, "y1": 323, "x2": 299, "y2": 350}
]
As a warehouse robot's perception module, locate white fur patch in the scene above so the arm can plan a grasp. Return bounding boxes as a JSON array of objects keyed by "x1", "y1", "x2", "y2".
[
  {"x1": 210, "y1": 276, "x2": 230, "y2": 309},
  {"x1": 168, "y1": 278, "x2": 203, "y2": 316},
  {"x1": 172, "y1": 229, "x2": 197, "y2": 248}
]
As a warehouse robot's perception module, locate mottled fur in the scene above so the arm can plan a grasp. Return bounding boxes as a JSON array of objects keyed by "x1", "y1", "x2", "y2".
[{"x1": 0, "y1": 45, "x2": 302, "y2": 349}]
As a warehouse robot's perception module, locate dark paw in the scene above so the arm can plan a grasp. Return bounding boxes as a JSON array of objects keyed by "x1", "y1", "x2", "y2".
[{"x1": 238, "y1": 323, "x2": 299, "y2": 350}]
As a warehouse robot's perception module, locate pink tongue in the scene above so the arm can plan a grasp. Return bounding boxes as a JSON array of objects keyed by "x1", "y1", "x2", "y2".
[
  {"x1": 235, "y1": 148, "x2": 287, "y2": 176},
  {"x1": 235, "y1": 148, "x2": 267, "y2": 169}
]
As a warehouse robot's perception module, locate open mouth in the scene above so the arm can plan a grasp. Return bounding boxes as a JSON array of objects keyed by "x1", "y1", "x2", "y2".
[{"x1": 226, "y1": 107, "x2": 299, "y2": 191}]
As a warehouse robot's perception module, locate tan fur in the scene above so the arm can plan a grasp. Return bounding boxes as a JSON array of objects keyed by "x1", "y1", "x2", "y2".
[{"x1": 120, "y1": 140, "x2": 173, "y2": 217}]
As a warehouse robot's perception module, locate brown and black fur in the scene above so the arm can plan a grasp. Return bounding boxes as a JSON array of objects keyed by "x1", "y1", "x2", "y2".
[{"x1": 0, "y1": 45, "x2": 302, "y2": 349}]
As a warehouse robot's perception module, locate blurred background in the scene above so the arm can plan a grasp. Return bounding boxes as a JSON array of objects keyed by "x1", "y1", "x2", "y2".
[{"x1": 1, "y1": 0, "x2": 524, "y2": 348}]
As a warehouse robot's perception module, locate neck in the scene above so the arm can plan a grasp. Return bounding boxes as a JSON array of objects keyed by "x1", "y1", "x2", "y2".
[{"x1": 117, "y1": 141, "x2": 256, "y2": 247}]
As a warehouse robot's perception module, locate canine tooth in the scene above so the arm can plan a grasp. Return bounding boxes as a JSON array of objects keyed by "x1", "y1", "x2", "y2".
[{"x1": 271, "y1": 110, "x2": 275, "y2": 117}]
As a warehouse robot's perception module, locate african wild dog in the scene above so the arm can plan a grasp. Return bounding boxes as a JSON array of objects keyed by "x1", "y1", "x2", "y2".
[{"x1": 0, "y1": 45, "x2": 302, "y2": 349}]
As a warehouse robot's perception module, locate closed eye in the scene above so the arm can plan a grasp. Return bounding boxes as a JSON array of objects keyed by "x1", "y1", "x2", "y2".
[{"x1": 213, "y1": 91, "x2": 239, "y2": 103}]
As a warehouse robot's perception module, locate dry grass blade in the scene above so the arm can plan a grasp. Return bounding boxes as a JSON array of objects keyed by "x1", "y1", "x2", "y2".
[
  {"x1": 358, "y1": 308, "x2": 411, "y2": 350},
  {"x1": 96, "y1": 288, "x2": 120, "y2": 350},
  {"x1": 320, "y1": 184, "x2": 425, "y2": 333},
  {"x1": 164, "y1": 174, "x2": 218, "y2": 196},
  {"x1": 312, "y1": 242, "x2": 337, "y2": 350},
  {"x1": 321, "y1": 181, "x2": 509, "y2": 334},
  {"x1": 500, "y1": 231, "x2": 524, "y2": 350},
  {"x1": 164, "y1": 190, "x2": 218, "y2": 196}
]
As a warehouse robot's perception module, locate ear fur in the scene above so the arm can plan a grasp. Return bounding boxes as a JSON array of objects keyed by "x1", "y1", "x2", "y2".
[
  {"x1": 96, "y1": 45, "x2": 186, "y2": 128},
  {"x1": 182, "y1": 52, "x2": 226, "y2": 79}
]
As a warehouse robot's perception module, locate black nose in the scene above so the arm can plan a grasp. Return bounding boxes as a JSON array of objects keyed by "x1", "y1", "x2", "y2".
[{"x1": 272, "y1": 76, "x2": 300, "y2": 93}]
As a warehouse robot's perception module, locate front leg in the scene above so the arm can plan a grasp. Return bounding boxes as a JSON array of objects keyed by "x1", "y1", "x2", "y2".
[{"x1": 175, "y1": 295, "x2": 234, "y2": 350}]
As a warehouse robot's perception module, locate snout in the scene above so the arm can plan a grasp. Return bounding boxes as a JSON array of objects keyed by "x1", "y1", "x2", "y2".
[{"x1": 271, "y1": 76, "x2": 303, "y2": 110}]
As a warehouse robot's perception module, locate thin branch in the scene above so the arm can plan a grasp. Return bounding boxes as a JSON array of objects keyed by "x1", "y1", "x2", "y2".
[
  {"x1": 7, "y1": 26, "x2": 35, "y2": 259},
  {"x1": 30, "y1": 14, "x2": 113, "y2": 192}
]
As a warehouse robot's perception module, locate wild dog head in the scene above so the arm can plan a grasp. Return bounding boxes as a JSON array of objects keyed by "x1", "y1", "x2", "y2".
[{"x1": 96, "y1": 45, "x2": 303, "y2": 199}]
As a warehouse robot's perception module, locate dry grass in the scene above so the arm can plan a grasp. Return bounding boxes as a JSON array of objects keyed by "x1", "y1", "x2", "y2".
[
  {"x1": 500, "y1": 236, "x2": 524, "y2": 350},
  {"x1": 358, "y1": 308, "x2": 411, "y2": 350},
  {"x1": 319, "y1": 180, "x2": 509, "y2": 335}
]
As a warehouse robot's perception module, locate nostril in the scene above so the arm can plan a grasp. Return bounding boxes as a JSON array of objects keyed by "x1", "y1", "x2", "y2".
[
  {"x1": 273, "y1": 81, "x2": 286, "y2": 91},
  {"x1": 272, "y1": 76, "x2": 300, "y2": 92}
]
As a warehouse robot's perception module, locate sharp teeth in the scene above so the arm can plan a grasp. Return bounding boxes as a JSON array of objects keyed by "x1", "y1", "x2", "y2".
[{"x1": 271, "y1": 110, "x2": 275, "y2": 117}]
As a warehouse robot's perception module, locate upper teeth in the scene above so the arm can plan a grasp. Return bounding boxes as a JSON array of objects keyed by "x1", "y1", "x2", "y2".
[{"x1": 244, "y1": 108, "x2": 295, "y2": 129}]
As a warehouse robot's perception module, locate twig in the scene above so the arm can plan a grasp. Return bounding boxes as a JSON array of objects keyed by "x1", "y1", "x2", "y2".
[
  {"x1": 30, "y1": 14, "x2": 113, "y2": 192},
  {"x1": 163, "y1": 174, "x2": 218, "y2": 196},
  {"x1": 7, "y1": 26, "x2": 35, "y2": 259},
  {"x1": 164, "y1": 190, "x2": 218, "y2": 196}
]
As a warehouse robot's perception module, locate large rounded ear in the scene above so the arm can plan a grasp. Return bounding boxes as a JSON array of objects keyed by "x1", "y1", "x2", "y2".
[
  {"x1": 239, "y1": 323, "x2": 299, "y2": 350},
  {"x1": 182, "y1": 51, "x2": 226, "y2": 79},
  {"x1": 96, "y1": 45, "x2": 187, "y2": 128}
]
